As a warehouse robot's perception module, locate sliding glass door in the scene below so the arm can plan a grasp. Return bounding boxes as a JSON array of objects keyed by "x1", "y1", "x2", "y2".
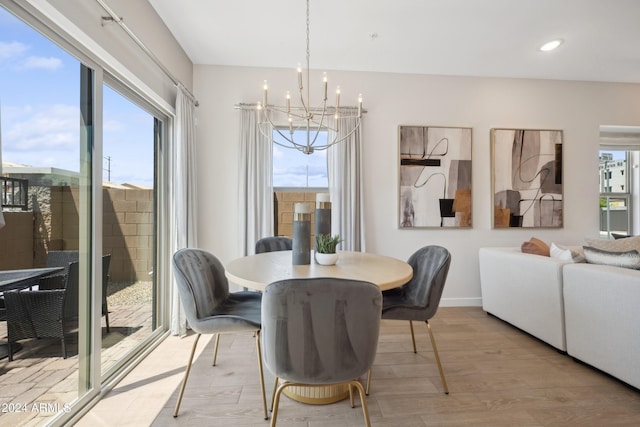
[{"x1": 0, "y1": 5, "x2": 167, "y2": 425}]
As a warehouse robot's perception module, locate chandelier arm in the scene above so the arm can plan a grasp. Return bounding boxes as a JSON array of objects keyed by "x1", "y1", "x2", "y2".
[{"x1": 262, "y1": 112, "x2": 309, "y2": 150}]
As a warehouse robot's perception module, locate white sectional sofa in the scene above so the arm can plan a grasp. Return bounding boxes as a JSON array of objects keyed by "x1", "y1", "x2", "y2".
[{"x1": 479, "y1": 246, "x2": 640, "y2": 389}]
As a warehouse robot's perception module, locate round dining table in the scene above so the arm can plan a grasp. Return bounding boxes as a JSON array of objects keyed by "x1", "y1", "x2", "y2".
[
  {"x1": 224, "y1": 249, "x2": 413, "y2": 405},
  {"x1": 225, "y1": 250, "x2": 413, "y2": 292}
]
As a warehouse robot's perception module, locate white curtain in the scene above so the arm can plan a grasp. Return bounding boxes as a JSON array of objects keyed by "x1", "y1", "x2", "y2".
[
  {"x1": 328, "y1": 115, "x2": 366, "y2": 251},
  {"x1": 239, "y1": 108, "x2": 273, "y2": 256},
  {"x1": 170, "y1": 84, "x2": 198, "y2": 336}
]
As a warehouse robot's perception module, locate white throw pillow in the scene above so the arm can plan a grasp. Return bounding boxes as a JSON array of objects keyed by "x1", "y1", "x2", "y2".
[
  {"x1": 585, "y1": 235, "x2": 640, "y2": 254},
  {"x1": 550, "y1": 242, "x2": 586, "y2": 263},
  {"x1": 583, "y1": 246, "x2": 640, "y2": 270}
]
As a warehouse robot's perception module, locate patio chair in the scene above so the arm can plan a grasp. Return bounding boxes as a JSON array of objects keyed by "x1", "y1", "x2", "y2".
[
  {"x1": 5, "y1": 253, "x2": 113, "y2": 361},
  {"x1": 39, "y1": 253, "x2": 112, "y2": 332},
  {"x1": 5, "y1": 289, "x2": 67, "y2": 361}
]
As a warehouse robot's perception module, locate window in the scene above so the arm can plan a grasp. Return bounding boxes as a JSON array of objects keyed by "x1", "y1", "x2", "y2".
[
  {"x1": 599, "y1": 150, "x2": 631, "y2": 237},
  {"x1": 273, "y1": 129, "x2": 328, "y2": 188}
]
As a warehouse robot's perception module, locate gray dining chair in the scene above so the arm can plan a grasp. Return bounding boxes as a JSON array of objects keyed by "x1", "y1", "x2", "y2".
[
  {"x1": 255, "y1": 236, "x2": 292, "y2": 254},
  {"x1": 171, "y1": 248, "x2": 267, "y2": 419},
  {"x1": 262, "y1": 277, "x2": 382, "y2": 427},
  {"x1": 371, "y1": 245, "x2": 452, "y2": 395}
]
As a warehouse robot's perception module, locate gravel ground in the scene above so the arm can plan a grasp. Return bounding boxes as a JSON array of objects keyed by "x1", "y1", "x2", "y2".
[{"x1": 107, "y1": 281, "x2": 153, "y2": 306}]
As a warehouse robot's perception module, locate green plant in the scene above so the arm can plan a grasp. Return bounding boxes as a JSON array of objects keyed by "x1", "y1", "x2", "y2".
[{"x1": 315, "y1": 234, "x2": 342, "y2": 254}]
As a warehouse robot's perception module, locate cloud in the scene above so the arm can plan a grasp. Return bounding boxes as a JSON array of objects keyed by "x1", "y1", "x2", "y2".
[
  {"x1": 3, "y1": 104, "x2": 79, "y2": 152},
  {"x1": 22, "y1": 55, "x2": 62, "y2": 70},
  {"x1": 0, "y1": 41, "x2": 28, "y2": 60}
]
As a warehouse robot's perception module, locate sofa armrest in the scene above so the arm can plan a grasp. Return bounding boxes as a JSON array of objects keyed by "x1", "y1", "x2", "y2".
[{"x1": 479, "y1": 247, "x2": 570, "y2": 351}]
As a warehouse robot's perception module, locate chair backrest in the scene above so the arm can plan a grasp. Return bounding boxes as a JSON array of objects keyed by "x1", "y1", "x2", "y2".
[
  {"x1": 262, "y1": 277, "x2": 382, "y2": 384},
  {"x1": 102, "y1": 254, "x2": 111, "y2": 314},
  {"x1": 64, "y1": 261, "x2": 80, "y2": 319},
  {"x1": 255, "y1": 237, "x2": 292, "y2": 254},
  {"x1": 403, "y1": 245, "x2": 451, "y2": 318},
  {"x1": 46, "y1": 250, "x2": 79, "y2": 276},
  {"x1": 172, "y1": 248, "x2": 230, "y2": 325}
]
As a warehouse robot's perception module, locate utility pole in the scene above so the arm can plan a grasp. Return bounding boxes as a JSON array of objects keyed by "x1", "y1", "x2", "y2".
[{"x1": 105, "y1": 156, "x2": 111, "y2": 182}]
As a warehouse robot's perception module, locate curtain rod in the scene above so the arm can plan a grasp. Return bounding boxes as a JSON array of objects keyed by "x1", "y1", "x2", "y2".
[
  {"x1": 95, "y1": 0, "x2": 199, "y2": 107},
  {"x1": 234, "y1": 103, "x2": 367, "y2": 113}
]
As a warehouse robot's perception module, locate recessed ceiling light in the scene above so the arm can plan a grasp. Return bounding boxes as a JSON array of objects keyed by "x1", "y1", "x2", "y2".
[{"x1": 539, "y1": 39, "x2": 563, "y2": 52}]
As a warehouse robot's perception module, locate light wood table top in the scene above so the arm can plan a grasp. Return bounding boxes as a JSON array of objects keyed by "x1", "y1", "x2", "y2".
[{"x1": 225, "y1": 250, "x2": 413, "y2": 291}]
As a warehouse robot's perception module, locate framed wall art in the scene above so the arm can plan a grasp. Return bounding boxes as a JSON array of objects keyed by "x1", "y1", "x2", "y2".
[
  {"x1": 399, "y1": 125, "x2": 472, "y2": 228},
  {"x1": 491, "y1": 128, "x2": 563, "y2": 228}
]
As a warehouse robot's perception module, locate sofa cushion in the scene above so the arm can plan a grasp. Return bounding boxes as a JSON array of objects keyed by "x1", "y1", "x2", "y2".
[
  {"x1": 521, "y1": 237, "x2": 550, "y2": 256},
  {"x1": 550, "y1": 243, "x2": 585, "y2": 263},
  {"x1": 585, "y1": 235, "x2": 640, "y2": 253},
  {"x1": 583, "y1": 246, "x2": 640, "y2": 269}
]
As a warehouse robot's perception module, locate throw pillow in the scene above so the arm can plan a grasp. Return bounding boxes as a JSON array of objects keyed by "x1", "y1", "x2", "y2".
[
  {"x1": 550, "y1": 242, "x2": 586, "y2": 263},
  {"x1": 583, "y1": 246, "x2": 640, "y2": 269},
  {"x1": 521, "y1": 237, "x2": 550, "y2": 256},
  {"x1": 585, "y1": 235, "x2": 640, "y2": 254}
]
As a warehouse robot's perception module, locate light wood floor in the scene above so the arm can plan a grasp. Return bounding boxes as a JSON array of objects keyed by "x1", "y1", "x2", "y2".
[{"x1": 88, "y1": 307, "x2": 640, "y2": 426}]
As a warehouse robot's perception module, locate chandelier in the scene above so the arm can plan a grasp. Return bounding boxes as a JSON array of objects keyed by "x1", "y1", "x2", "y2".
[{"x1": 257, "y1": 0, "x2": 363, "y2": 155}]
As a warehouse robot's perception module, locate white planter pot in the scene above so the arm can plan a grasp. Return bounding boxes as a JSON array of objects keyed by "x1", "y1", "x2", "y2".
[{"x1": 315, "y1": 252, "x2": 339, "y2": 265}]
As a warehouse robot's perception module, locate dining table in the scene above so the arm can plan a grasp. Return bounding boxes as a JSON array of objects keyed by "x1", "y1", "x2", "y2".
[
  {"x1": 225, "y1": 249, "x2": 413, "y2": 404},
  {"x1": 0, "y1": 266, "x2": 65, "y2": 359}
]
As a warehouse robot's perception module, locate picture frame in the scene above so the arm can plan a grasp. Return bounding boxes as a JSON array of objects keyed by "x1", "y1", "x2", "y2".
[
  {"x1": 399, "y1": 125, "x2": 472, "y2": 228},
  {"x1": 491, "y1": 128, "x2": 563, "y2": 228}
]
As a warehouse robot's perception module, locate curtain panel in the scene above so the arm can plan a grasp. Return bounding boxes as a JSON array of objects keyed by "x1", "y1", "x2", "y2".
[
  {"x1": 238, "y1": 108, "x2": 274, "y2": 256},
  {"x1": 170, "y1": 84, "x2": 198, "y2": 336},
  {"x1": 328, "y1": 115, "x2": 366, "y2": 251}
]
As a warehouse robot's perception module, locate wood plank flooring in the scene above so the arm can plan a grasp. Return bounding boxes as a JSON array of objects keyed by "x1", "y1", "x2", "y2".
[{"x1": 147, "y1": 307, "x2": 640, "y2": 426}]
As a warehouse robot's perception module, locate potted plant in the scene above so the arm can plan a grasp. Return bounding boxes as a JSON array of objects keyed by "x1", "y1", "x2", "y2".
[{"x1": 314, "y1": 234, "x2": 342, "y2": 265}]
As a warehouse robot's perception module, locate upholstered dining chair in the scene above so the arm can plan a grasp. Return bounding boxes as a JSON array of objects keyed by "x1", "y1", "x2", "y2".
[
  {"x1": 262, "y1": 277, "x2": 382, "y2": 427},
  {"x1": 255, "y1": 236, "x2": 292, "y2": 254},
  {"x1": 370, "y1": 245, "x2": 452, "y2": 395},
  {"x1": 171, "y1": 248, "x2": 267, "y2": 419}
]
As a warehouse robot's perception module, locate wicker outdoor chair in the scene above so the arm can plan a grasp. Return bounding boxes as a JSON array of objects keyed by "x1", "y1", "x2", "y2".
[{"x1": 5, "y1": 289, "x2": 67, "y2": 361}]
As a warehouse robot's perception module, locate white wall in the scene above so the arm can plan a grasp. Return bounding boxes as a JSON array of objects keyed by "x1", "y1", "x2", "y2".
[{"x1": 194, "y1": 65, "x2": 640, "y2": 305}]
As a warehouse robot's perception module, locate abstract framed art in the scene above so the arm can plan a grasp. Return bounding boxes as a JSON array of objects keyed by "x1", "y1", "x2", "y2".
[
  {"x1": 399, "y1": 125, "x2": 472, "y2": 228},
  {"x1": 491, "y1": 128, "x2": 563, "y2": 228}
]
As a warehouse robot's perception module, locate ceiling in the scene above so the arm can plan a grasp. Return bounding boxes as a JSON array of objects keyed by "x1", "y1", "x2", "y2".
[{"x1": 149, "y1": 0, "x2": 640, "y2": 84}]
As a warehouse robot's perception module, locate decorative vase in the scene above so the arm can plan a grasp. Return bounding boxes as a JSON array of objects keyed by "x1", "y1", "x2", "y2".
[
  {"x1": 292, "y1": 203, "x2": 311, "y2": 265},
  {"x1": 314, "y1": 252, "x2": 339, "y2": 266}
]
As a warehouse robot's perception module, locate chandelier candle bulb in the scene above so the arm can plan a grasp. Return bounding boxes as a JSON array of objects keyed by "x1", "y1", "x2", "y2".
[
  {"x1": 263, "y1": 81, "x2": 268, "y2": 107},
  {"x1": 286, "y1": 91, "x2": 291, "y2": 112},
  {"x1": 293, "y1": 202, "x2": 312, "y2": 265},
  {"x1": 323, "y1": 72, "x2": 328, "y2": 100},
  {"x1": 358, "y1": 94, "x2": 363, "y2": 117},
  {"x1": 297, "y1": 64, "x2": 303, "y2": 89}
]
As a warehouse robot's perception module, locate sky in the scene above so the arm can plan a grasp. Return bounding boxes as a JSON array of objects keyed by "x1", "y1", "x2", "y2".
[{"x1": 0, "y1": 6, "x2": 154, "y2": 188}]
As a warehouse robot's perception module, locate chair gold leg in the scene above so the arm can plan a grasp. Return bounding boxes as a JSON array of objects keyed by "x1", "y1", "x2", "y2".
[
  {"x1": 365, "y1": 368, "x2": 372, "y2": 395},
  {"x1": 426, "y1": 321, "x2": 449, "y2": 394},
  {"x1": 349, "y1": 383, "x2": 355, "y2": 408},
  {"x1": 255, "y1": 330, "x2": 268, "y2": 420},
  {"x1": 409, "y1": 320, "x2": 417, "y2": 353},
  {"x1": 270, "y1": 381, "x2": 292, "y2": 427},
  {"x1": 349, "y1": 380, "x2": 372, "y2": 427},
  {"x1": 173, "y1": 333, "x2": 201, "y2": 417},
  {"x1": 270, "y1": 377, "x2": 279, "y2": 412},
  {"x1": 212, "y1": 333, "x2": 220, "y2": 366}
]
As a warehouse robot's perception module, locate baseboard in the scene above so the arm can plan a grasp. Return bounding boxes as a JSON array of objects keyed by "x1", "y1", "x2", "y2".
[{"x1": 439, "y1": 297, "x2": 482, "y2": 307}]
